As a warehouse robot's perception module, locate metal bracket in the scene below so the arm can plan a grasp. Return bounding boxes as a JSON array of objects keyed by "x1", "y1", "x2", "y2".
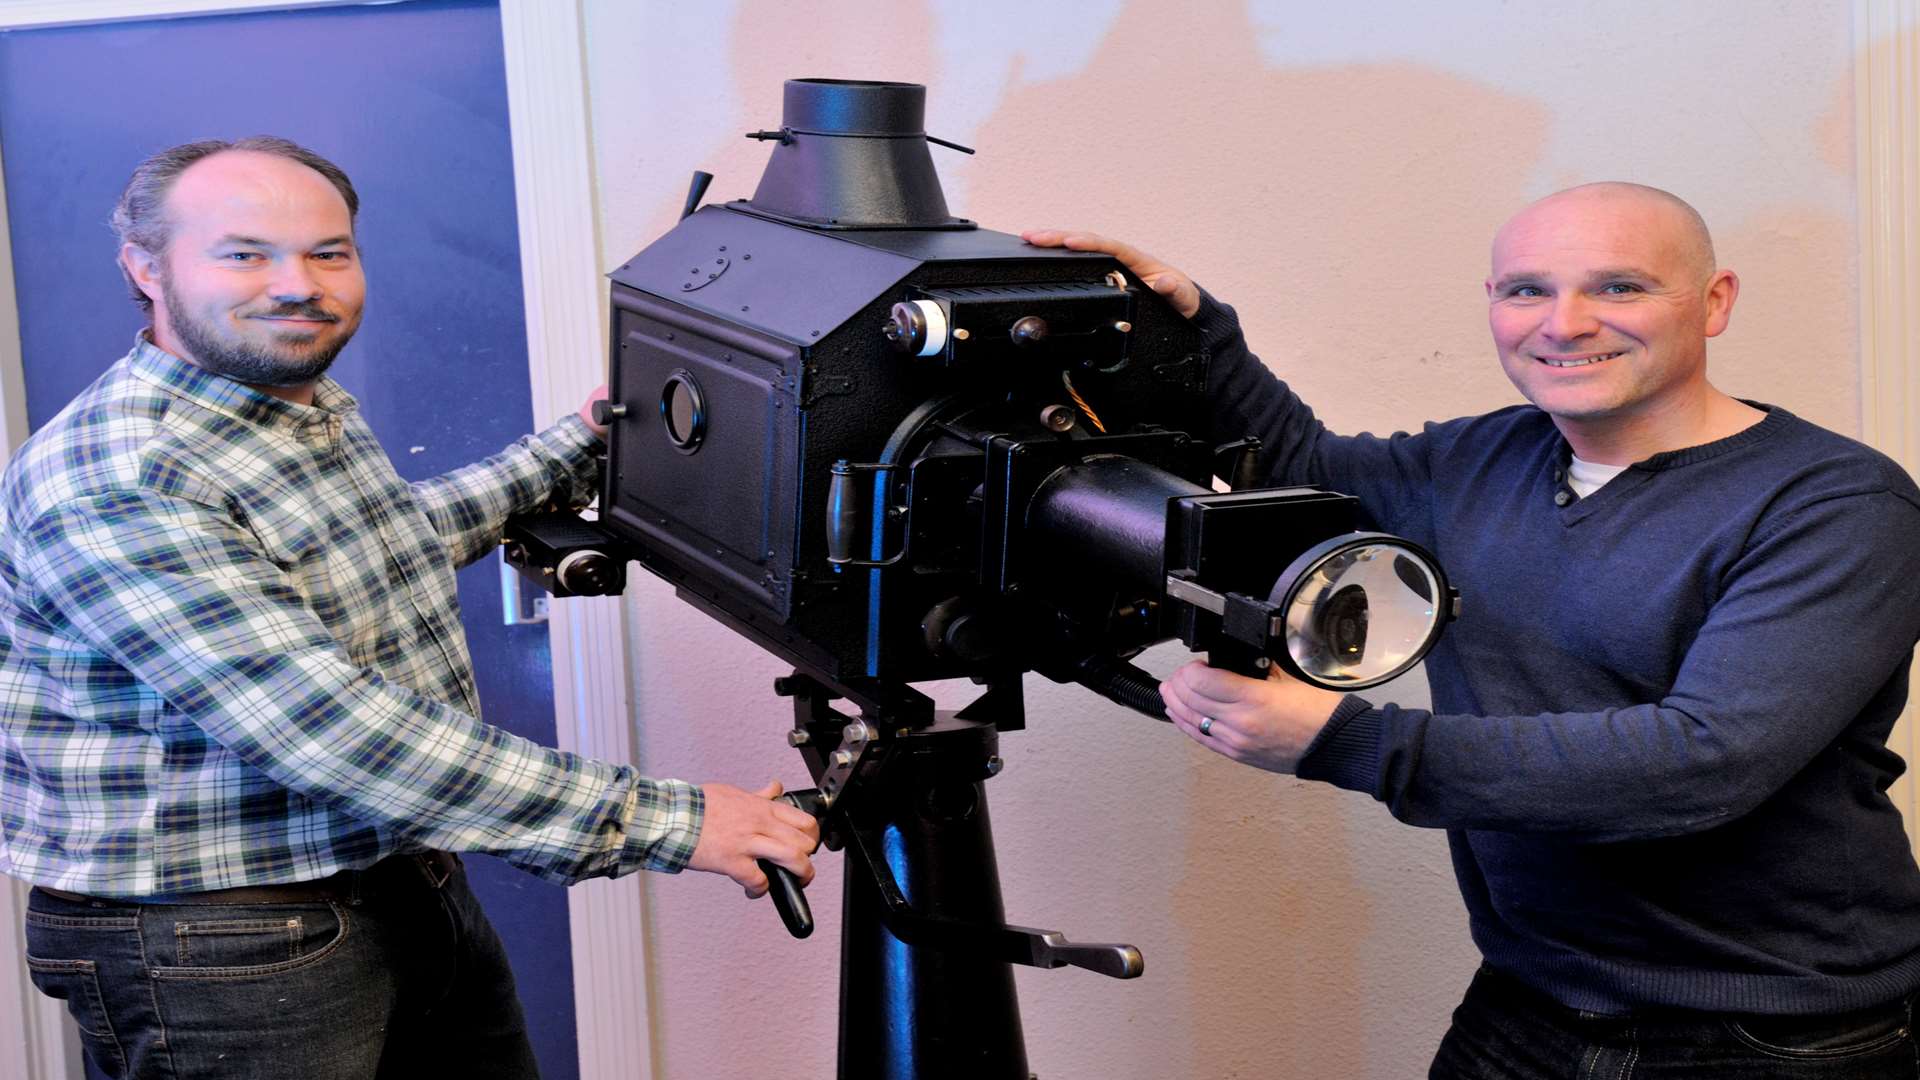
[
  {"x1": 500, "y1": 549, "x2": 550, "y2": 625},
  {"x1": 816, "y1": 718, "x2": 873, "y2": 809},
  {"x1": 1165, "y1": 572, "x2": 1284, "y2": 645}
]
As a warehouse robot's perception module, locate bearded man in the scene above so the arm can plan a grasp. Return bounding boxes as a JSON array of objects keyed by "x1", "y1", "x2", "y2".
[{"x1": 0, "y1": 137, "x2": 818, "y2": 1080}]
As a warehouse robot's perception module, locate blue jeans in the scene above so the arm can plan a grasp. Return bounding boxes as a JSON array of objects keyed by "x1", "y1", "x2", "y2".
[
  {"x1": 23, "y1": 854, "x2": 541, "y2": 1080},
  {"x1": 1432, "y1": 966, "x2": 1919, "y2": 1079}
]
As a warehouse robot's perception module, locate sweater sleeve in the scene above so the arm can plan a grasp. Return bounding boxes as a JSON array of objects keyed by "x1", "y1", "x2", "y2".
[
  {"x1": 1196, "y1": 289, "x2": 1439, "y2": 538},
  {"x1": 1298, "y1": 487, "x2": 1920, "y2": 842}
]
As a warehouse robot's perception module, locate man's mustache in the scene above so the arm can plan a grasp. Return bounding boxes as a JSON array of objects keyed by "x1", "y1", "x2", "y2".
[{"x1": 251, "y1": 302, "x2": 338, "y2": 322}]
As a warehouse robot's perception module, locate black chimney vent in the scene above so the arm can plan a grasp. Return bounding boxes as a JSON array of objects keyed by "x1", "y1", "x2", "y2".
[{"x1": 739, "y1": 78, "x2": 972, "y2": 230}]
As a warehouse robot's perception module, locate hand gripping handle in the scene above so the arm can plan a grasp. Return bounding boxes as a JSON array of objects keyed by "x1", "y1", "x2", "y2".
[{"x1": 758, "y1": 790, "x2": 827, "y2": 939}]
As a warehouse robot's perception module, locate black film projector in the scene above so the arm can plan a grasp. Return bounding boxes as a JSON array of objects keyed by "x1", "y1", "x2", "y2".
[{"x1": 506, "y1": 78, "x2": 1457, "y2": 1079}]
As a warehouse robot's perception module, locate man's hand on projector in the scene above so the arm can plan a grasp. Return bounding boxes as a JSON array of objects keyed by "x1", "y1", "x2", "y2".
[
  {"x1": 579, "y1": 384, "x2": 610, "y2": 439},
  {"x1": 1019, "y1": 228, "x2": 1201, "y2": 319},
  {"x1": 1158, "y1": 660, "x2": 1347, "y2": 774},
  {"x1": 688, "y1": 780, "x2": 822, "y2": 899}
]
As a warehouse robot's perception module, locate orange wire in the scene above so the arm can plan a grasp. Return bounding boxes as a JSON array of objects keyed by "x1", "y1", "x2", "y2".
[{"x1": 1062, "y1": 372, "x2": 1107, "y2": 433}]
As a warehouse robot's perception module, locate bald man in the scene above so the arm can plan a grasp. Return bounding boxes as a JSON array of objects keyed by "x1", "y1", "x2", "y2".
[
  {"x1": 0, "y1": 137, "x2": 818, "y2": 1080},
  {"x1": 1026, "y1": 185, "x2": 1920, "y2": 1078}
]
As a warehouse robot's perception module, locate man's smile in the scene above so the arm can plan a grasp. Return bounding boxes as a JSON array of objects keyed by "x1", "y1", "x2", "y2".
[{"x1": 1536, "y1": 350, "x2": 1625, "y2": 368}]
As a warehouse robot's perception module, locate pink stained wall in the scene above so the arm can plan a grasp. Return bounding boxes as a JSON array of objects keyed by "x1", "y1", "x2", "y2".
[{"x1": 582, "y1": 1, "x2": 1864, "y2": 1076}]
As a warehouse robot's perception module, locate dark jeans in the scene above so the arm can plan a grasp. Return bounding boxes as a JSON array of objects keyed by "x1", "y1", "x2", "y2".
[
  {"x1": 23, "y1": 854, "x2": 540, "y2": 1080},
  {"x1": 1433, "y1": 965, "x2": 1918, "y2": 1079}
]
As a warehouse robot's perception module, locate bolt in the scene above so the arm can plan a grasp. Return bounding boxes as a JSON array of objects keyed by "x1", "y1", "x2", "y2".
[
  {"x1": 1113, "y1": 320, "x2": 1133, "y2": 333},
  {"x1": 787, "y1": 729, "x2": 811, "y2": 747},
  {"x1": 1255, "y1": 656, "x2": 1272, "y2": 670},
  {"x1": 984, "y1": 756, "x2": 1005, "y2": 778},
  {"x1": 953, "y1": 328, "x2": 971, "y2": 341},
  {"x1": 831, "y1": 749, "x2": 854, "y2": 769},
  {"x1": 1040, "y1": 404, "x2": 1076, "y2": 432}
]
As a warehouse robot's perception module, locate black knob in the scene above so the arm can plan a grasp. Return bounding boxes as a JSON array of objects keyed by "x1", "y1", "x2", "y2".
[
  {"x1": 1010, "y1": 315, "x2": 1049, "y2": 346},
  {"x1": 556, "y1": 551, "x2": 612, "y2": 594},
  {"x1": 590, "y1": 400, "x2": 628, "y2": 427},
  {"x1": 884, "y1": 302, "x2": 928, "y2": 354}
]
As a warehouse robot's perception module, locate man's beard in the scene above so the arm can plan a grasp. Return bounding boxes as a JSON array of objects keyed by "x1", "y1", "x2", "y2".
[{"x1": 162, "y1": 286, "x2": 357, "y2": 389}]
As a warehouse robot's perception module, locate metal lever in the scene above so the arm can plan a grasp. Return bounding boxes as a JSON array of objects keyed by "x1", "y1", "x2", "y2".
[
  {"x1": 1020, "y1": 929, "x2": 1145, "y2": 979},
  {"x1": 1212, "y1": 436, "x2": 1265, "y2": 490},
  {"x1": 846, "y1": 821, "x2": 1143, "y2": 980},
  {"x1": 757, "y1": 789, "x2": 828, "y2": 939}
]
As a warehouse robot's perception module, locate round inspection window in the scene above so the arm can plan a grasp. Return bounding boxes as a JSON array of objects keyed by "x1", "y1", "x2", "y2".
[{"x1": 659, "y1": 370, "x2": 707, "y2": 453}]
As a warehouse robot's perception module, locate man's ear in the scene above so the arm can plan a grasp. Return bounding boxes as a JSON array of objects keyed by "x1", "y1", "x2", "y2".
[
  {"x1": 119, "y1": 242, "x2": 163, "y2": 307},
  {"x1": 1703, "y1": 268, "x2": 1740, "y2": 339}
]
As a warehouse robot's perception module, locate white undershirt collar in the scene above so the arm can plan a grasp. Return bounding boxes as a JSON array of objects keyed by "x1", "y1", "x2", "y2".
[{"x1": 1567, "y1": 455, "x2": 1629, "y2": 499}]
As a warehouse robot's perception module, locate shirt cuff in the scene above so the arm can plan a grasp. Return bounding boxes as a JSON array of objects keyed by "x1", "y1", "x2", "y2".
[
  {"x1": 621, "y1": 778, "x2": 705, "y2": 875},
  {"x1": 532, "y1": 413, "x2": 605, "y2": 509},
  {"x1": 1191, "y1": 286, "x2": 1242, "y2": 352},
  {"x1": 1295, "y1": 694, "x2": 1382, "y2": 794}
]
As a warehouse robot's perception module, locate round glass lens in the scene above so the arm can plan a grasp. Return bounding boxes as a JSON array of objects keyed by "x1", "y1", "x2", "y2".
[
  {"x1": 660, "y1": 373, "x2": 704, "y2": 450},
  {"x1": 1283, "y1": 541, "x2": 1441, "y2": 686}
]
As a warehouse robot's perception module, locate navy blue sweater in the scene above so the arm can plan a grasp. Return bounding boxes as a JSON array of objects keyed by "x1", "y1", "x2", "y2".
[{"x1": 1196, "y1": 293, "x2": 1920, "y2": 1015}]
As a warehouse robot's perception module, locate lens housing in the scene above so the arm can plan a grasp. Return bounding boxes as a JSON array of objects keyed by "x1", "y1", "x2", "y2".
[{"x1": 1269, "y1": 532, "x2": 1450, "y2": 690}]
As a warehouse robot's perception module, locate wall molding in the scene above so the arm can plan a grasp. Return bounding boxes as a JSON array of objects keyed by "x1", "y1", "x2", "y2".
[
  {"x1": 0, "y1": 3, "x2": 653, "y2": 1079},
  {"x1": 0, "y1": 135, "x2": 27, "y2": 458},
  {"x1": 496, "y1": 3, "x2": 656, "y2": 1079},
  {"x1": 1854, "y1": 0, "x2": 1920, "y2": 844}
]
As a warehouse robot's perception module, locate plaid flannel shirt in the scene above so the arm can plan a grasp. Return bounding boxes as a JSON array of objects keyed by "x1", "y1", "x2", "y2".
[{"x1": 0, "y1": 338, "x2": 701, "y2": 896}]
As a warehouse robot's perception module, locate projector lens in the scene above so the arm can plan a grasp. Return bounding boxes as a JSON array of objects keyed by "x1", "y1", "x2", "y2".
[{"x1": 1277, "y1": 535, "x2": 1446, "y2": 689}]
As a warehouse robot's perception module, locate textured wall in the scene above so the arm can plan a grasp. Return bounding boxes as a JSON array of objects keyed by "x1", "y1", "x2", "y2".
[{"x1": 581, "y1": 2, "x2": 1863, "y2": 1076}]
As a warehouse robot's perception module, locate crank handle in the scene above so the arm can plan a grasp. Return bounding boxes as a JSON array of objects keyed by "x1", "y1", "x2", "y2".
[{"x1": 1014, "y1": 928, "x2": 1145, "y2": 979}]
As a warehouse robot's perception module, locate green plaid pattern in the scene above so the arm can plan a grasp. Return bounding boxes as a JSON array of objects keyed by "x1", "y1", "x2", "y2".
[{"x1": 0, "y1": 338, "x2": 700, "y2": 896}]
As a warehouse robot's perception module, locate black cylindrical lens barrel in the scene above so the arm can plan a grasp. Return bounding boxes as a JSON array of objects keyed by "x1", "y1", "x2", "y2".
[{"x1": 1026, "y1": 455, "x2": 1208, "y2": 593}]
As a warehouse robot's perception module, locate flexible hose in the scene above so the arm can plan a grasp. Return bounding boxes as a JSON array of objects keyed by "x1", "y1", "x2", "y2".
[{"x1": 1071, "y1": 655, "x2": 1170, "y2": 722}]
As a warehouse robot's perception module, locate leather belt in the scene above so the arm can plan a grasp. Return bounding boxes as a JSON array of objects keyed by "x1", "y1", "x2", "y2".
[{"x1": 35, "y1": 850, "x2": 459, "y2": 907}]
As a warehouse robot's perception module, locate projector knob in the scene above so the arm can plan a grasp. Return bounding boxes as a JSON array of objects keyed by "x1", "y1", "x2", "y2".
[
  {"x1": 556, "y1": 550, "x2": 617, "y2": 595},
  {"x1": 884, "y1": 300, "x2": 948, "y2": 357},
  {"x1": 1010, "y1": 315, "x2": 1049, "y2": 347}
]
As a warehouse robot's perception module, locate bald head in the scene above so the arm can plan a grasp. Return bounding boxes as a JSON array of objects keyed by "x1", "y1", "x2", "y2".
[{"x1": 1495, "y1": 182, "x2": 1717, "y2": 287}]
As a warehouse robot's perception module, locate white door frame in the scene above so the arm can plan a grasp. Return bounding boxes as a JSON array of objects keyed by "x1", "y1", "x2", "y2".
[
  {"x1": 0, "y1": 4, "x2": 650, "y2": 1080},
  {"x1": 1855, "y1": 0, "x2": 1920, "y2": 846}
]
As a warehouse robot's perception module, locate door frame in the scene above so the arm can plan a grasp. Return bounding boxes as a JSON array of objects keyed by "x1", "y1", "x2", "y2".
[
  {"x1": 0, "y1": 4, "x2": 650, "y2": 1080},
  {"x1": 1854, "y1": 0, "x2": 1920, "y2": 847}
]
